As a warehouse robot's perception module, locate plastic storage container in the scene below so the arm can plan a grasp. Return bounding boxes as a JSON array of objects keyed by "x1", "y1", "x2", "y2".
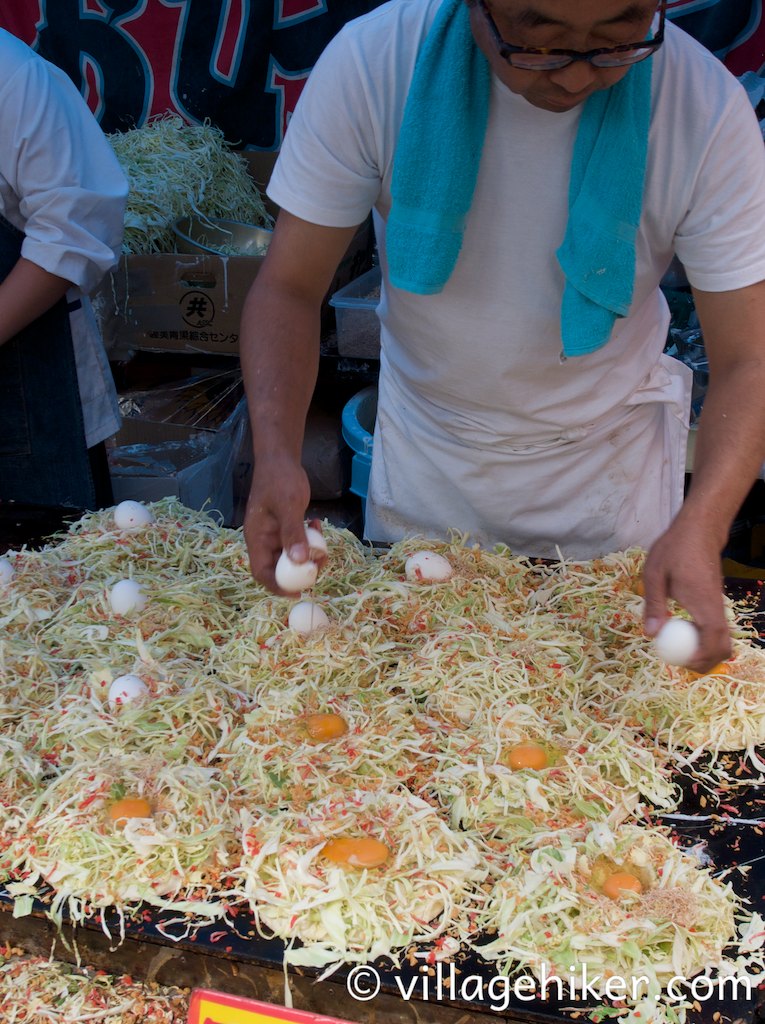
[
  {"x1": 329, "y1": 267, "x2": 381, "y2": 359},
  {"x1": 341, "y1": 386, "x2": 377, "y2": 514}
]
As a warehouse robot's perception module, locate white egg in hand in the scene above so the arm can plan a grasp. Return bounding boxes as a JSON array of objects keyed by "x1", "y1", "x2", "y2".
[
  {"x1": 305, "y1": 526, "x2": 328, "y2": 557},
  {"x1": 274, "y1": 526, "x2": 326, "y2": 593},
  {"x1": 113, "y1": 500, "x2": 154, "y2": 531},
  {"x1": 275, "y1": 551, "x2": 318, "y2": 593},
  {"x1": 0, "y1": 558, "x2": 14, "y2": 586},
  {"x1": 108, "y1": 673, "x2": 149, "y2": 706},
  {"x1": 288, "y1": 600, "x2": 330, "y2": 635},
  {"x1": 653, "y1": 617, "x2": 700, "y2": 666},
  {"x1": 405, "y1": 550, "x2": 453, "y2": 583},
  {"x1": 109, "y1": 579, "x2": 147, "y2": 616}
]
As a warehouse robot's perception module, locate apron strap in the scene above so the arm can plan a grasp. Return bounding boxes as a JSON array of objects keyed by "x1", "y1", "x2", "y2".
[{"x1": 0, "y1": 212, "x2": 96, "y2": 508}]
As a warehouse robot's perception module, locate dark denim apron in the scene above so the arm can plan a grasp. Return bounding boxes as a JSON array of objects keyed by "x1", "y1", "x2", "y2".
[{"x1": 0, "y1": 212, "x2": 95, "y2": 508}]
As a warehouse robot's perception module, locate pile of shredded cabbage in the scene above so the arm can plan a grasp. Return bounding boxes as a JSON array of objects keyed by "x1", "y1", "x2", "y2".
[
  {"x1": 425, "y1": 706, "x2": 678, "y2": 837},
  {"x1": 215, "y1": 681, "x2": 436, "y2": 809},
  {"x1": 477, "y1": 821, "x2": 750, "y2": 998},
  {"x1": 8, "y1": 752, "x2": 238, "y2": 922},
  {"x1": 0, "y1": 952, "x2": 189, "y2": 1023},
  {"x1": 235, "y1": 787, "x2": 486, "y2": 972},
  {"x1": 1, "y1": 500, "x2": 764, "y2": 1022},
  {"x1": 107, "y1": 116, "x2": 273, "y2": 254}
]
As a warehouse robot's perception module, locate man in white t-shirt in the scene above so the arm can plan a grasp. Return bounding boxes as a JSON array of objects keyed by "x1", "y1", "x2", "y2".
[
  {"x1": 0, "y1": 29, "x2": 127, "y2": 506},
  {"x1": 240, "y1": 0, "x2": 765, "y2": 673}
]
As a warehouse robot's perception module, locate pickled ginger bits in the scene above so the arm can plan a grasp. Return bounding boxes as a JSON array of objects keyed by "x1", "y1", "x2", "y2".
[
  {"x1": 235, "y1": 788, "x2": 486, "y2": 969},
  {"x1": 477, "y1": 822, "x2": 742, "y2": 998}
]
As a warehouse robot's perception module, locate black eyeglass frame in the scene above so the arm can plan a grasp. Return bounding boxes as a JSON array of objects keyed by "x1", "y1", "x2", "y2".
[{"x1": 476, "y1": 0, "x2": 667, "y2": 69}]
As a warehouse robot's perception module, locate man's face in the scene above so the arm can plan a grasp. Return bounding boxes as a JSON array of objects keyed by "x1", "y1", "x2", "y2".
[{"x1": 468, "y1": 0, "x2": 659, "y2": 112}]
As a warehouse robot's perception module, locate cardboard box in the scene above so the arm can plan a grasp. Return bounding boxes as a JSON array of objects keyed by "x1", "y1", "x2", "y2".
[
  {"x1": 107, "y1": 383, "x2": 248, "y2": 525},
  {"x1": 96, "y1": 152, "x2": 374, "y2": 358}
]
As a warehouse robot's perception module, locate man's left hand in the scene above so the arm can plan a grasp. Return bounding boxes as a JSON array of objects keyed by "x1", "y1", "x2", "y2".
[{"x1": 642, "y1": 518, "x2": 732, "y2": 673}]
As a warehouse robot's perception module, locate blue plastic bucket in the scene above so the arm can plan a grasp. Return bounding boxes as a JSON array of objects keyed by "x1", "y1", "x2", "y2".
[{"x1": 341, "y1": 386, "x2": 377, "y2": 513}]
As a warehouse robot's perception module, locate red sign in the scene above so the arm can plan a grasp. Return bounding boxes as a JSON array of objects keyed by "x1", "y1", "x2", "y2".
[{"x1": 188, "y1": 989, "x2": 358, "y2": 1024}]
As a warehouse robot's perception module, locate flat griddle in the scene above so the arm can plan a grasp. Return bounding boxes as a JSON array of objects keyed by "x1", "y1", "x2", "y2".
[{"x1": 0, "y1": 545, "x2": 762, "y2": 1024}]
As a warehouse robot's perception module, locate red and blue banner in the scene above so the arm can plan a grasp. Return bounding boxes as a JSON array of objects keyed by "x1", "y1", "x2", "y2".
[
  {"x1": 0, "y1": 0, "x2": 381, "y2": 148},
  {"x1": 667, "y1": 0, "x2": 764, "y2": 74}
]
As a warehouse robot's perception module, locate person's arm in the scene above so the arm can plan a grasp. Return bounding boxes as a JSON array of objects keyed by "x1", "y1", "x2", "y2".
[
  {"x1": 0, "y1": 257, "x2": 73, "y2": 347},
  {"x1": 240, "y1": 211, "x2": 360, "y2": 594},
  {"x1": 642, "y1": 279, "x2": 765, "y2": 671}
]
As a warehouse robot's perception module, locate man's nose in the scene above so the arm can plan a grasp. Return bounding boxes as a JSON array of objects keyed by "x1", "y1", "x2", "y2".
[{"x1": 547, "y1": 59, "x2": 597, "y2": 94}]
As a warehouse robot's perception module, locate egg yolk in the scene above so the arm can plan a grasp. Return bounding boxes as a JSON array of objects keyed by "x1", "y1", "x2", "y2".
[
  {"x1": 304, "y1": 713, "x2": 348, "y2": 742},
  {"x1": 322, "y1": 836, "x2": 391, "y2": 869},
  {"x1": 507, "y1": 741, "x2": 549, "y2": 771},
  {"x1": 108, "y1": 796, "x2": 152, "y2": 822},
  {"x1": 688, "y1": 662, "x2": 729, "y2": 680},
  {"x1": 602, "y1": 872, "x2": 643, "y2": 900}
]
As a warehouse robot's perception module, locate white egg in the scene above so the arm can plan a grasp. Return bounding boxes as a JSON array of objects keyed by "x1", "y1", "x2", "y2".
[
  {"x1": 108, "y1": 673, "x2": 149, "y2": 706},
  {"x1": 288, "y1": 600, "x2": 330, "y2": 635},
  {"x1": 0, "y1": 558, "x2": 14, "y2": 586},
  {"x1": 275, "y1": 550, "x2": 318, "y2": 592},
  {"x1": 109, "y1": 579, "x2": 147, "y2": 616},
  {"x1": 653, "y1": 617, "x2": 700, "y2": 666},
  {"x1": 305, "y1": 526, "x2": 328, "y2": 557},
  {"x1": 274, "y1": 526, "x2": 328, "y2": 592},
  {"x1": 405, "y1": 550, "x2": 453, "y2": 582},
  {"x1": 113, "y1": 500, "x2": 155, "y2": 531}
]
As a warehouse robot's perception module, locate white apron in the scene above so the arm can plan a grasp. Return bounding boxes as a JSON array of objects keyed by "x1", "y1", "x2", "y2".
[
  {"x1": 364, "y1": 353, "x2": 692, "y2": 559},
  {"x1": 68, "y1": 291, "x2": 121, "y2": 448}
]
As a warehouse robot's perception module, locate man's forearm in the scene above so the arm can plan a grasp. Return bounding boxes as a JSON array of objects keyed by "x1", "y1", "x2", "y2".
[
  {"x1": 682, "y1": 283, "x2": 765, "y2": 548},
  {"x1": 0, "y1": 257, "x2": 73, "y2": 347},
  {"x1": 240, "y1": 275, "x2": 321, "y2": 465},
  {"x1": 681, "y1": 359, "x2": 765, "y2": 547}
]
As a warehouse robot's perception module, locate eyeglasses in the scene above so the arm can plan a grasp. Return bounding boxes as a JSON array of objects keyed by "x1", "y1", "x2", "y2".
[{"x1": 476, "y1": 0, "x2": 666, "y2": 70}]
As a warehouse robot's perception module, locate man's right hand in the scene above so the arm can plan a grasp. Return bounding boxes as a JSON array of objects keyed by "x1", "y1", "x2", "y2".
[
  {"x1": 238, "y1": 212, "x2": 360, "y2": 594},
  {"x1": 243, "y1": 455, "x2": 313, "y2": 594}
]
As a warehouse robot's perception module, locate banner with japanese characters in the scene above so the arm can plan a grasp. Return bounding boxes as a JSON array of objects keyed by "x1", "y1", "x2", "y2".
[{"x1": 0, "y1": 0, "x2": 381, "y2": 148}]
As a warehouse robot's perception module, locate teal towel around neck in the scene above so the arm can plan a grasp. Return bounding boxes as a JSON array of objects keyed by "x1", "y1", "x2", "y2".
[{"x1": 386, "y1": 0, "x2": 653, "y2": 357}]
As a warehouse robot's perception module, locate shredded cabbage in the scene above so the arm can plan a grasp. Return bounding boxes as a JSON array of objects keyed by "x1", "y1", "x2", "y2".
[
  {"x1": 1, "y1": 504, "x2": 764, "y2": 1023},
  {"x1": 107, "y1": 115, "x2": 273, "y2": 254}
]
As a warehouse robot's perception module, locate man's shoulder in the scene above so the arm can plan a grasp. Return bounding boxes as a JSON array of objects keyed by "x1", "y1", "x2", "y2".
[
  {"x1": 0, "y1": 28, "x2": 42, "y2": 84},
  {"x1": 659, "y1": 21, "x2": 745, "y2": 93},
  {"x1": 337, "y1": 0, "x2": 442, "y2": 51},
  {"x1": 651, "y1": 20, "x2": 749, "y2": 134}
]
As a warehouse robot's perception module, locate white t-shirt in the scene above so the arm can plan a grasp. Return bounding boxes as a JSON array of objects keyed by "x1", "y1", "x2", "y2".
[
  {"x1": 0, "y1": 29, "x2": 127, "y2": 447},
  {"x1": 268, "y1": 0, "x2": 765, "y2": 555}
]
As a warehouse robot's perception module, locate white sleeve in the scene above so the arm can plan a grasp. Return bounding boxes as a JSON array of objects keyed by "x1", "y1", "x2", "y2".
[
  {"x1": 0, "y1": 53, "x2": 128, "y2": 294},
  {"x1": 674, "y1": 84, "x2": 765, "y2": 292},
  {"x1": 266, "y1": 26, "x2": 383, "y2": 228}
]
